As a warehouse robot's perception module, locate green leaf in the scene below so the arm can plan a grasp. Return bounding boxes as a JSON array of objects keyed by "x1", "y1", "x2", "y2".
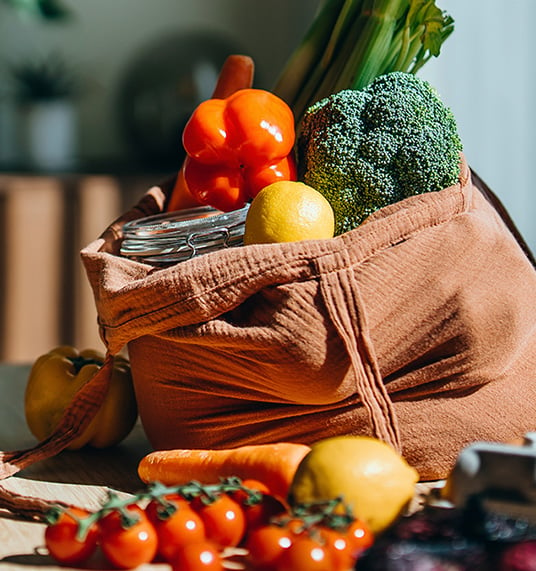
[{"x1": 410, "y1": 0, "x2": 454, "y2": 57}]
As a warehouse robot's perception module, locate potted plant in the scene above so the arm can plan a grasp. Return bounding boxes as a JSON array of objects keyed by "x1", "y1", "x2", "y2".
[
  {"x1": 10, "y1": 52, "x2": 80, "y2": 170},
  {"x1": 1, "y1": 0, "x2": 70, "y2": 20}
]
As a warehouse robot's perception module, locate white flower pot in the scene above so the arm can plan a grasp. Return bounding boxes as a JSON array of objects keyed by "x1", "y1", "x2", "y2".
[{"x1": 21, "y1": 100, "x2": 78, "y2": 171}]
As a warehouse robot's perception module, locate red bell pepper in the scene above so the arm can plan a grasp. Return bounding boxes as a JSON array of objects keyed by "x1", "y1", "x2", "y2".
[{"x1": 181, "y1": 88, "x2": 297, "y2": 212}]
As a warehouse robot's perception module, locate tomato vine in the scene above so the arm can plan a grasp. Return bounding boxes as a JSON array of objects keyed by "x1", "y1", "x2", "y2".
[{"x1": 43, "y1": 477, "x2": 374, "y2": 570}]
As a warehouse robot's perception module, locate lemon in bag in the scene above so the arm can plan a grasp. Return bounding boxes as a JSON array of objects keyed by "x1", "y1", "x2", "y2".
[{"x1": 244, "y1": 181, "x2": 335, "y2": 244}]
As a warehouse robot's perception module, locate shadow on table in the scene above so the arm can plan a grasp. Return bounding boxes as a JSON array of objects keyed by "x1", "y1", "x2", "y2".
[
  {"x1": 2, "y1": 548, "x2": 121, "y2": 569},
  {"x1": 17, "y1": 423, "x2": 153, "y2": 494}
]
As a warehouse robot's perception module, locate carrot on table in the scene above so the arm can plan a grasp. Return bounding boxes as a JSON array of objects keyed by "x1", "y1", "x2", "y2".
[{"x1": 138, "y1": 442, "x2": 311, "y2": 500}]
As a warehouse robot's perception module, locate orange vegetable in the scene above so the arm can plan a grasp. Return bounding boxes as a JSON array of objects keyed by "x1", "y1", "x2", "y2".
[
  {"x1": 166, "y1": 168, "x2": 201, "y2": 212},
  {"x1": 181, "y1": 88, "x2": 297, "y2": 212},
  {"x1": 167, "y1": 54, "x2": 255, "y2": 213},
  {"x1": 138, "y1": 442, "x2": 311, "y2": 500},
  {"x1": 211, "y1": 54, "x2": 255, "y2": 100}
]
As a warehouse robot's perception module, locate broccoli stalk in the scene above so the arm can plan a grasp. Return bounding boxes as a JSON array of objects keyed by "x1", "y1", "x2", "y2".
[{"x1": 273, "y1": 0, "x2": 454, "y2": 125}]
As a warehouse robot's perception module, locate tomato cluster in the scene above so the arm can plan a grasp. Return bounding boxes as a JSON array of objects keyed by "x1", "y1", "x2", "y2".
[
  {"x1": 245, "y1": 502, "x2": 374, "y2": 571},
  {"x1": 43, "y1": 478, "x2": 374, "y2": 571}
]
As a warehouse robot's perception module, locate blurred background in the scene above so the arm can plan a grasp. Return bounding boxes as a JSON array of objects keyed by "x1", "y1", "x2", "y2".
[
  {"x1": 0, "y1": 0, "x2": 319, "y2": 171},
  {"x1": 420, "y1": 0, "x2": 536, "y2": 261},
  {"x1": 0, "y1": 0, "x2": 533, "y2": 361}
]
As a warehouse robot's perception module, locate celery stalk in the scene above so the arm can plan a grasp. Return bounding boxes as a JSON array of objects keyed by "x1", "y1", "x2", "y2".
[
  {"x1": 274, "y1": 0, "x2": 454, "y2": 126},
  {"x1": 272, "y1": 0, "x2": 348, "y2": 109},
  {"x1": 289, "y1": 0, "x2": 369, "y2": 122},
  {"x1": 331, "y1": 0, "x2": 408, "y2": 92}
]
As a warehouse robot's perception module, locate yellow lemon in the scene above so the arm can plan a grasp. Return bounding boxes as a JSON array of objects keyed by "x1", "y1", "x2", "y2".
[
  {"x1": 244, "y1": 181, "x2": 335, "y2": 244},
  {"x1": 289, "y1": 436, "x2": 419, "y2": 535}
]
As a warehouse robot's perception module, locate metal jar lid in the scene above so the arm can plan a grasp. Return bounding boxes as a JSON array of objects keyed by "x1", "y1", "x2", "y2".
[{"x1": 120, "y1": 204, "x2": 249, "y2": 265}]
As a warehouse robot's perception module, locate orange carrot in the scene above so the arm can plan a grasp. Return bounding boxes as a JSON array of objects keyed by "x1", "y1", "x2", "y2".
[
  {"x1": 166, "y1": 54, "x2": 255, "y2": 213},
  {"x1": 166, "y1": 168, "x2": 202, "y2": 211},
  {"x1": 138, "y1": 442, "x2": 311, "y2": 500},
  {"x1": 211, "y1": 54, "x2": 255, "y2": 99}
]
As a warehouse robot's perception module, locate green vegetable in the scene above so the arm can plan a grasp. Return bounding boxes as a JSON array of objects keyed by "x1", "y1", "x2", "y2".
[
  {"x1": 274, "y1": 0, "x2": 454, "y2": 125},
  {"x1": 297, "y1": 71, "x2": 463, "y2": 235}
]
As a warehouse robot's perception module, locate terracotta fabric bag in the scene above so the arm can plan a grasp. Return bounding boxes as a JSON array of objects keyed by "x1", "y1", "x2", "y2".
[
  {"x1": 72, "y1": 155, "x2": 535, "y2": 482},
  {"x1": 0, "y1": 154, "x2": 533, "y2": 501}
]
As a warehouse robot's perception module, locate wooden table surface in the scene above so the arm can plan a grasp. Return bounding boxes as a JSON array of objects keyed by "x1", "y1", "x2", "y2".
[
  {"x1": 0, "y1": 363, "x2": 159, "y2": 570},
  {"x1": 0, "y1": 364, "x2": 439, "y2": 571}
]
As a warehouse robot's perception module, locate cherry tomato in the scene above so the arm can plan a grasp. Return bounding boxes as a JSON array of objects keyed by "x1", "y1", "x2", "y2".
[
  {"x1": 171, "y1": 541, "x2": 223, "y2": 571},
  {"x1": 228, "y1": 479, "x2": 287, "y2": 532},
  {"x1": 145, "y1": 493, "x2": 190, "y2": 522},
  {"x1": 192, "y1": 493, "x2": 246, "y2": 549},
  {"x1": 346, "y1": 519, "x2": 374, "y2": 557},
  {"x1": 146, "y1": 499, "x2": 206, "y2": 562},
  {"x1": 275, "y1": 535, "x2": 333, "y2": 571},
  {"x1": 318, "y1": 527, "x2": 356, "y2": 571},
  {"x1": 245, "y1": 524, "x2": 293, "y2": 569},
  {"x1": 243, "y1": 493, "x2": 288, "y2": 531},
  {"x1": 283, "y1": 517, "x2": 308, "y2": 535},
  {"x1": 98, "y1": 504, "x2": 158, "y2": 569},
  {"x1": 44, "y1": 507, "x2": 98, "y2": 565},
  {"x1": 237, "y1": 478, "x2": 271, "y2": 495},
  {"x1": 229, "y1": 478, "x2": 271, "y2": 507}
]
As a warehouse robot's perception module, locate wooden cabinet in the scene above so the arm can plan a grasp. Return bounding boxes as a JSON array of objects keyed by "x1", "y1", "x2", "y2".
[{"x1": 0, "y1": 173, "x2": 158, "y2": 362}]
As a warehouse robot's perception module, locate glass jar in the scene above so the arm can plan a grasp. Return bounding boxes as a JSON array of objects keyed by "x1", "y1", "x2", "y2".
[{"x1": 120, "y1": 204, "x2": 249, "y2": 266}]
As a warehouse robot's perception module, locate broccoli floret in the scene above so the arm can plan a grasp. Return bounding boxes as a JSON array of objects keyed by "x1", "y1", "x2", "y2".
[{"x1": 298, "y1": 72, "x2": 463, "y2": 235}]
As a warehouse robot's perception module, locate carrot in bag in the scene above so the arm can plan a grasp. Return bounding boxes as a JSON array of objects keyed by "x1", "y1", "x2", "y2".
[
  {"x1": 138, "y1": 442, "x2": 311, "y2": 500},
  {"x1": 167, "y1": 54, "x2": 255, "y2": 211}
]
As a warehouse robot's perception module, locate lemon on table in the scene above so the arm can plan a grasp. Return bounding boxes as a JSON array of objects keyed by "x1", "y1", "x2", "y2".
[
  {"x1": 289, "y1": 436, "x2": 419, "y2": 535},
  {"x1": 243, "y1": 180, "x2": 335, "y2": 244}
]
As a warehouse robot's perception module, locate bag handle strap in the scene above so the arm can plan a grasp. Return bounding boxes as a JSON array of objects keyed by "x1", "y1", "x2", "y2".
[
  {"x1": 318, "y1": 258, "x2": 401, "y2": 452},
  {"x1": 471, "y1": 168, "x2": 535, "y2": 268}
]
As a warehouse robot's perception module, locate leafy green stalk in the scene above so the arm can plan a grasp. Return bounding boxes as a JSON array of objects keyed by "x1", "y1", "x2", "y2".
[
  {"x1": 273, "y1": 0, "x2": 454, "y2": 126},
  {"x1": 289, "y1": 0, "x2": 371, "y2": 124},
  {"x1": 384, "y1": 0, "x2": 455, "y2": 74},
  {"x1": 328, "y1": 0, "x2": 408, "y2": 94},
  {"x1": 272, "y1": 0, "x2": 348, "y2": 109}
]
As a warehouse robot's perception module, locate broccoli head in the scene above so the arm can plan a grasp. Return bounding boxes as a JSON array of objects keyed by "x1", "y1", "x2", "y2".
[{"x1": 297, "y1": 72, "x2": 463, "y2": 235}]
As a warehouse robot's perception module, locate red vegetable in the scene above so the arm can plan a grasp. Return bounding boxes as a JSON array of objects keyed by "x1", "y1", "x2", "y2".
[
  {"x1": 98, "y1": 504, "x2": 158, "y2": 569},
  {"x1": 181, "y1": 88, "x2": 297, "y2": 211},
  {"x1": 145, "y1": 495, "x2": 206, "y2": 562},
  {"x1": 167, "y1": 54, "x2": 255, "y2": 212},
  {"x1": 44, "y1": 507, "x2": 98, "y2": 565},
  {"x1": 245, "y1": 524, "x2": 293, "y2": 568},
  {"x1": 276, "y1": 534, "x2": 333, "y2": 571},
  {"x1": 190, "y1": 493, "x2": 246, "y2": 549},
  {"x1": 171, "y1": 541, "x2": 223, "y2": 571}
]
